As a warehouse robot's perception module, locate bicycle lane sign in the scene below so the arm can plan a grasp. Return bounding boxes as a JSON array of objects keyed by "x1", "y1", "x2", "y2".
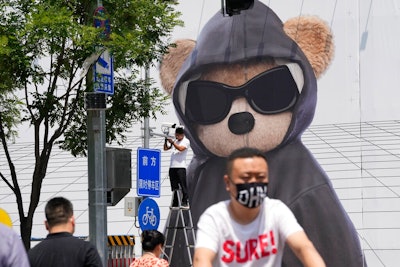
[{"x1": 138, "y1": 198, "x2": 160, "y2": 231}]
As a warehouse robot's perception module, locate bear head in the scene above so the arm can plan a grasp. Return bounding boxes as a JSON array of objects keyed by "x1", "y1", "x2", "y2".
[{"x1": 160, "y1": 0, "x2": 334, "y2": 158}]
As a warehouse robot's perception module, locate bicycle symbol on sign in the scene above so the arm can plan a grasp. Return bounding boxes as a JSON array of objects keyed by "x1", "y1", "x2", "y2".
[{"x1": 142, "y1": 206, "x2": 157, "y2": 226}]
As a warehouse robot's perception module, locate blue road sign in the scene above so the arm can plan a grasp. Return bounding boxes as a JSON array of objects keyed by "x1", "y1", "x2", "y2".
[
  {"x1": 93, "y1": 49, "x2": 114, "y2": 95},
  {"x1": 93, "y1": 6, "x2": 113, "y2": 95},
  {"x1": 137, "y1": 148, "x2": 161, "y2": 197},
  {"x1": 138, "y1": 198, "x2": 160, "y2": 231},
  {"x1": 93, "y1": 6, "x2": 111, "y2": 39}
]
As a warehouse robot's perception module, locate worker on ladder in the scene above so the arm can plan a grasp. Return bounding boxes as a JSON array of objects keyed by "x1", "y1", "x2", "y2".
[{"x1": 164, "y1": 126, "x2": 190, "y2": 209}]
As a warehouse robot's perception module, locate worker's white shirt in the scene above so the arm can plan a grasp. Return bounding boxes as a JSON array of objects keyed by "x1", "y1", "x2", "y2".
[{"x1": 169, "y1": 137, "x2": 190, "y2": 168}]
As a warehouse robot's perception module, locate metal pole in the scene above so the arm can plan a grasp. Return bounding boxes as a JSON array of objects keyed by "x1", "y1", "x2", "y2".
[
  {"x1": 143, "y1": 66, "x2": 150, "y2": 149},
  {"x1": 87, "y1": 107, "x2": 108, "y2": 267},
  {"x1": 136, "y1": 65, "x2": 151, "y2": 258},
  {"x1": 86, "y1": 1, "x2": 107, "y2": 266}
]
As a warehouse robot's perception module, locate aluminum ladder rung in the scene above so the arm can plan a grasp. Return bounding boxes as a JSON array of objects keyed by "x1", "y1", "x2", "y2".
[{"x1": 163, "y1": 190, "x2": 196, "y2": 266}]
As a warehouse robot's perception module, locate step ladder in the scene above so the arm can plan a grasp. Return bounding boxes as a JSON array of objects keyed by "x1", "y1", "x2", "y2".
[{"x1": 163, "y1": 189, "x2": 196, "y2": 267}]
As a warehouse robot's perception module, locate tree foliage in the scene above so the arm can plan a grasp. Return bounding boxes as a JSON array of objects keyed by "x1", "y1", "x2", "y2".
[{"x1": 0, "y1": 0, "x2": 182, "y2": 248}]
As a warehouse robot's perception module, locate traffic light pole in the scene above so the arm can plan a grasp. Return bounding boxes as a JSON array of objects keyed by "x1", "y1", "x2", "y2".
[
  {"x1": 143, "y1": 67, "x2": 151, "y2": 149},
  {"x1": 86, "y1": 94, "x2": 108, "y2": 267},
  {"x1": 86, "y1": 1, "x2": 108, "y2": 266}
]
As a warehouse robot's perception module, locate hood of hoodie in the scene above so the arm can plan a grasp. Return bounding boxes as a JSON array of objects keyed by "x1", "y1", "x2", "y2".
[{"x1": 172, "y1": 0, "x2": 317, "y2": 158}]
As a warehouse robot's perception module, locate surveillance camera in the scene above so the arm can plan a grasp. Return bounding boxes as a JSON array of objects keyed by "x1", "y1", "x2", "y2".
[{"x1": 161, "y1": 122, "x2": 177, "y2": 128}]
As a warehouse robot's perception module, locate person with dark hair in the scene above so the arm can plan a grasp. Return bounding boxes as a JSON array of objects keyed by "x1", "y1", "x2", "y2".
[
  {"x1": 28, "y1": 197, "x2": 102, "y2": 267},
  {"x1": 194, "y1": 147, "x2": 325, "y2": 267},
  {"x1": 130, "y1": 230, "x2": 169, "y2": 267},
  {"x1": 163, "y1": 126, "x2": 190, "y2": 208}
]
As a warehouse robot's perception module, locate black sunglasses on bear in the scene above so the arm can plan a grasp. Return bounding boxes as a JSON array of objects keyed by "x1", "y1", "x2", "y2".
[{"x1": 185, "y1": 65, "x2": 300, "y2": 125}]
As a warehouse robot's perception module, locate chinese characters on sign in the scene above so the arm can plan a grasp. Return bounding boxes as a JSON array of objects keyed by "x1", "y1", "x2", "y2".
[
  {"x1": 137, "y1": 148, "x2": 161, "y2": 197},
  {"x1": 93, "y1": 50, "x2": 114, "y2": 95},
  {"x1": 137, "y1": 178, "x2": 159, "y2": 191},
  {"x1": 93, "y1": 6, "x2": 114, "y2": 95}
]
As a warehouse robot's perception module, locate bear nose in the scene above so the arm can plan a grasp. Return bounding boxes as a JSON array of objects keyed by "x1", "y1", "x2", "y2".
[{"x1": 228, "y1": 112, "x2": 255, "y2": 135}]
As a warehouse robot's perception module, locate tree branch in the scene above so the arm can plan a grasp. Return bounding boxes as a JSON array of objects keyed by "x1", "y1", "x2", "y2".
[
  {"x1": 0, "y1": 172, "x2": 15, "y2": 192},
  {"x1": 0, "y1": 112, "x2": 25, "y2": 224}
]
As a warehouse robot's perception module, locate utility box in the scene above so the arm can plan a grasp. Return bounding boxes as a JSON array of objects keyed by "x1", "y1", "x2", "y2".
[
  {"x1": 106, "y1": 147, "x2": 132, "y2": 206},
  {"x1": 124, "y1": 196, "x2": 143, "y2": 217}
]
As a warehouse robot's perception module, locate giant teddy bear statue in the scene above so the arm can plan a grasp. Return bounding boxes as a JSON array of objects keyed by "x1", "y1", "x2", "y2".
[{"x1": 160, "y1": 1, "x2": 366, "y2": 266}]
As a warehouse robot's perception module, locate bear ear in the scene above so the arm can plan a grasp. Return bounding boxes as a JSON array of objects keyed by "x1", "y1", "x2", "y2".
[
  {"x1": 159, "y1": 39, "x2": 196, "y2": 95},
  {"x1": 283, "y1": 16, "x2": 334, "y2": 79}
]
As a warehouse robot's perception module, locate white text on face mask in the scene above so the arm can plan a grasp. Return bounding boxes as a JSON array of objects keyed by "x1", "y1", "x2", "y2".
[{"x1": 236, "y1": 183, "x2": 268, "y2": 208}]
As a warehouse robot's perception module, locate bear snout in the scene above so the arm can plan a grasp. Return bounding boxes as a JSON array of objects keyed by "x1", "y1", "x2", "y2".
[{"x1": 228, "y1": 112, "x2": 255, "y2": 135}]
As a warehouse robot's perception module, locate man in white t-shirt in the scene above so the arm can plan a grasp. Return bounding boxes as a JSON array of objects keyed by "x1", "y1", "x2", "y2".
[
  {"x1": 194, "y1": 147, "x2": 325, "y2": 267},
  {"x1": 164, "y1": 127, "x2": 190, "y2": 208}
]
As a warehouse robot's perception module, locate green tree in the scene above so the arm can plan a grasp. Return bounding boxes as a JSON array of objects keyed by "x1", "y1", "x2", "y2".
[{"x1": 0, "y1": 0, "x2": 182, "y2": 249}]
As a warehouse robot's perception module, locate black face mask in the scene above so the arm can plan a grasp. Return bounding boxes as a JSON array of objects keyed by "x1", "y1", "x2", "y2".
[
  {"x1": 234, "y1": 182, "x2": 268, "y2": 209},
  {"x1": 185, "y1": 65, "x2": 299, "y2": 125}
]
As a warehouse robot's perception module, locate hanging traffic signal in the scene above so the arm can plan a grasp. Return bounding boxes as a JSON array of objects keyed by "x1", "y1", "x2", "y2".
[{"x1": 221, "y1": 0, "x2": 254, "y2": 16}]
